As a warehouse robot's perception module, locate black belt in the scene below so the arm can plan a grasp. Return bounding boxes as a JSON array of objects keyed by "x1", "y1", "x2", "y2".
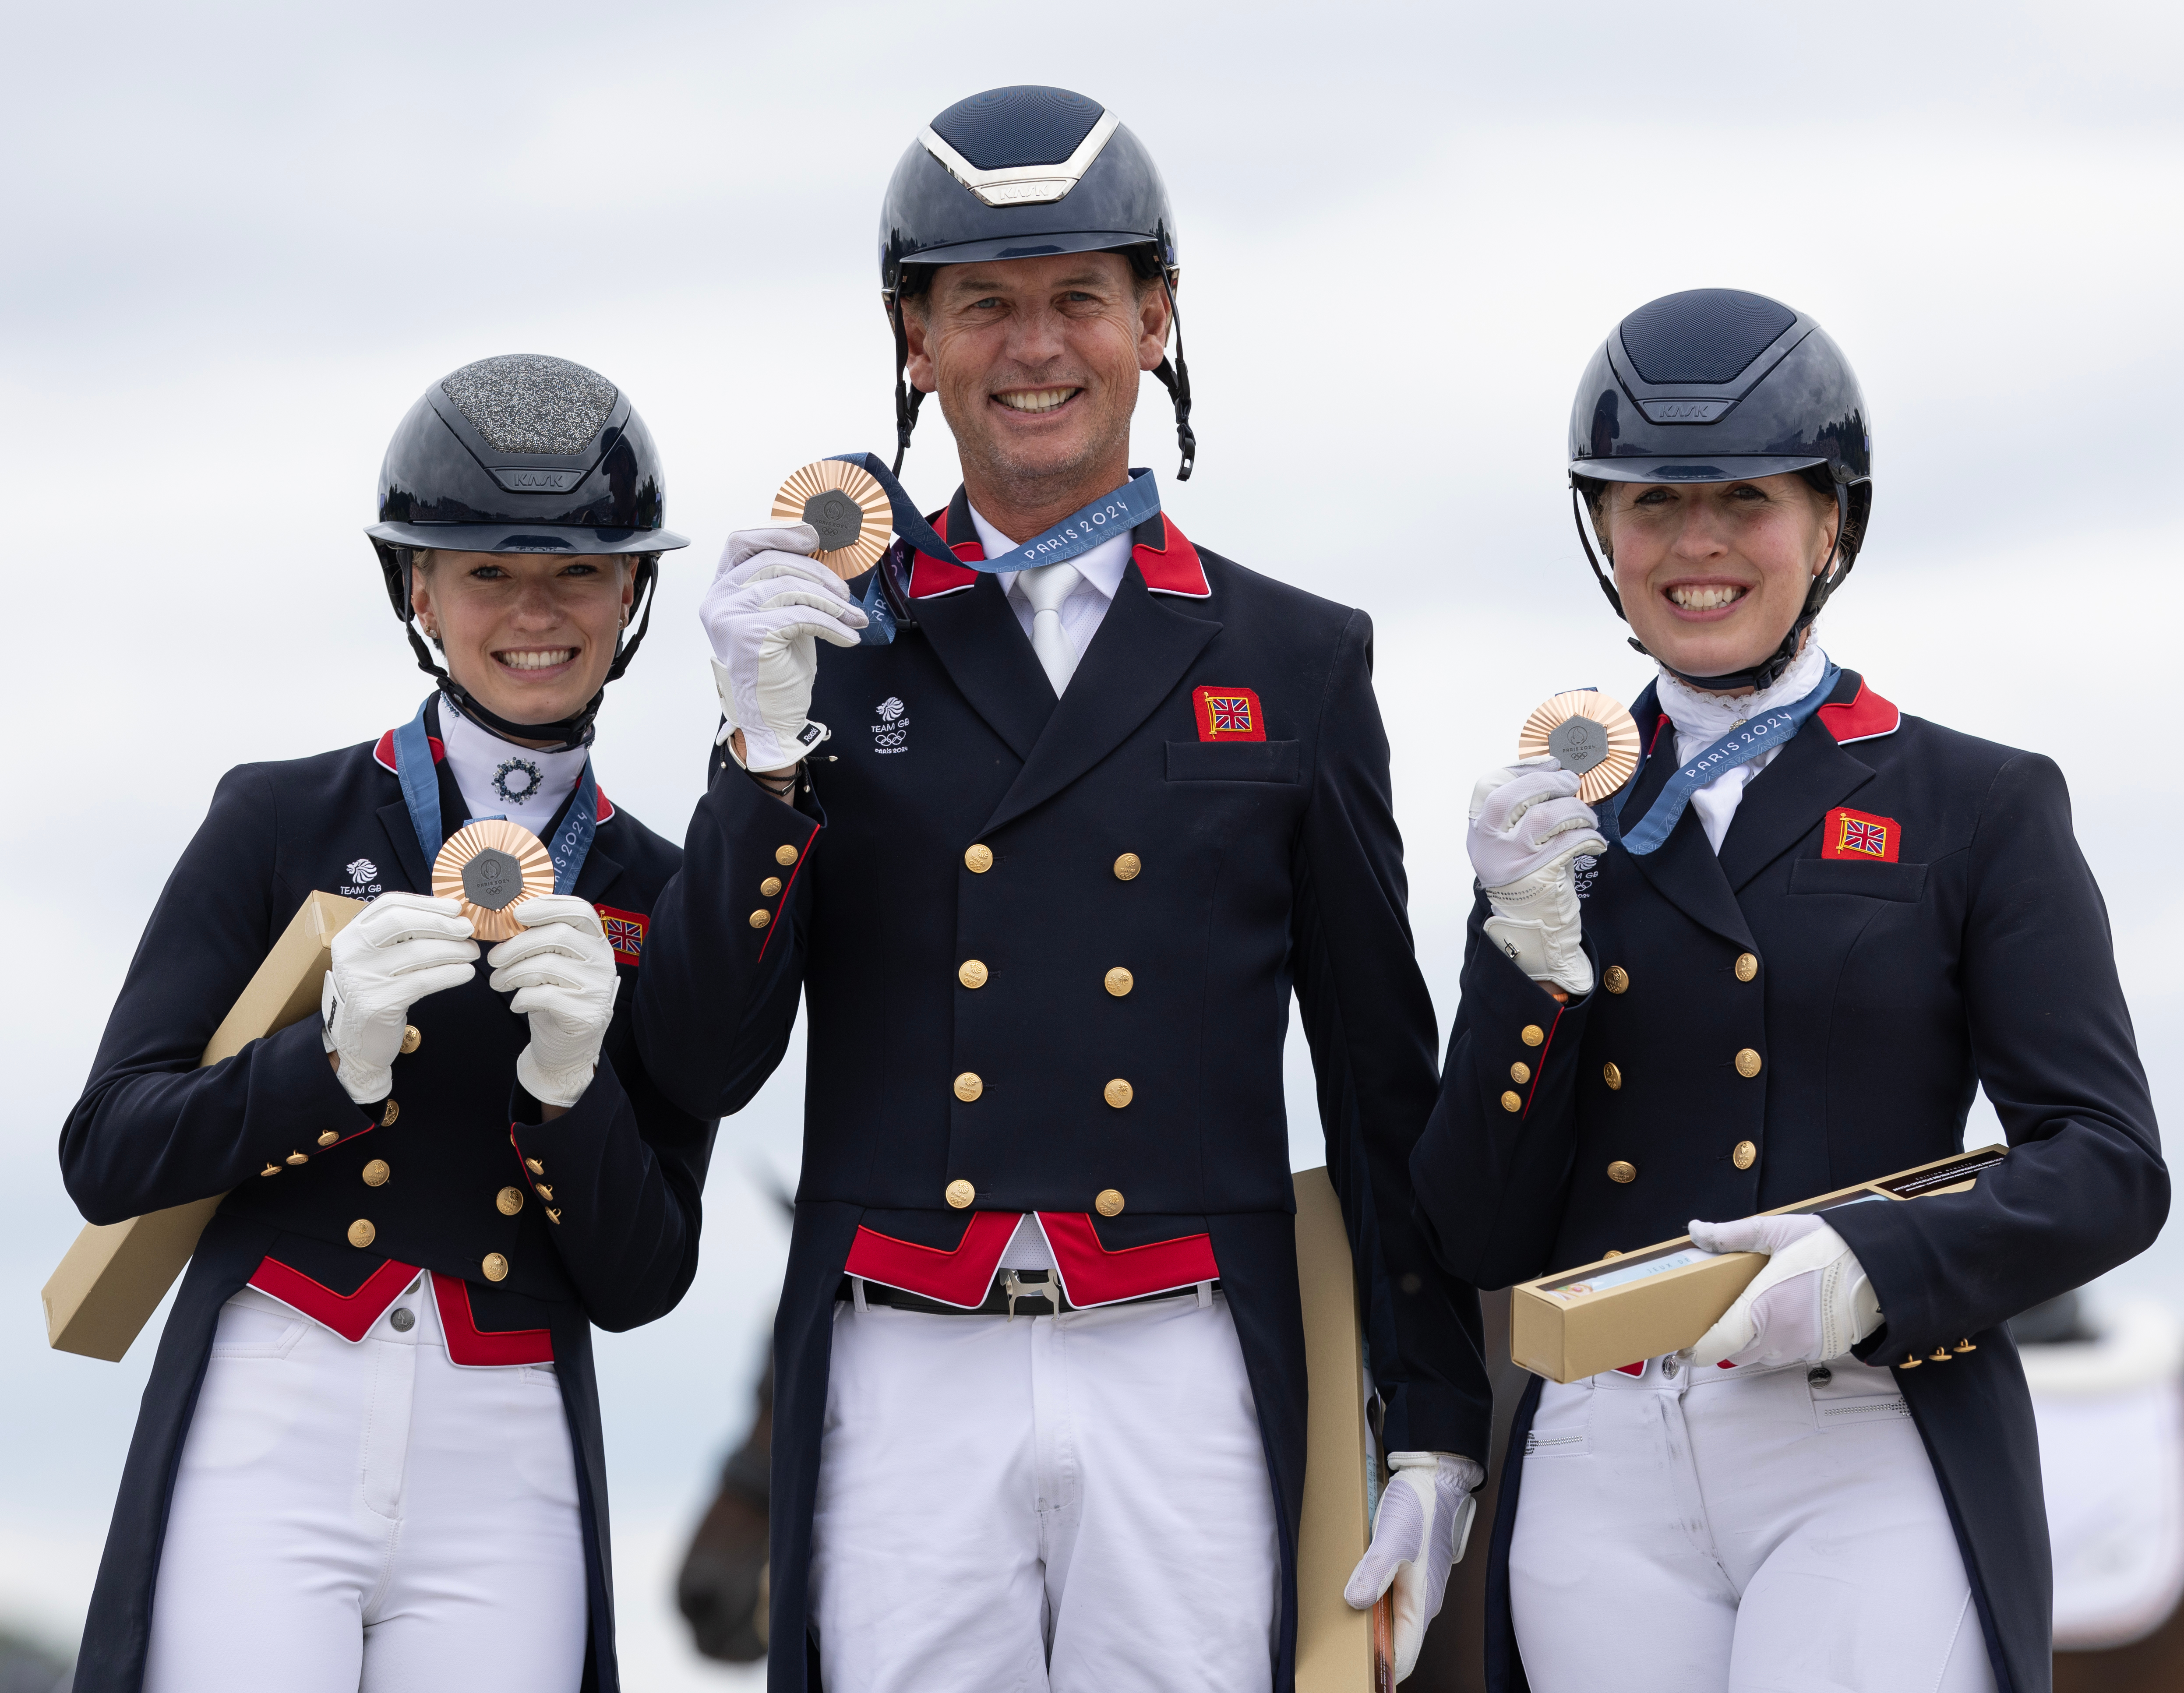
[{"x1": 836, "y1": 1270, "x2": 1219, "y2": 1317}]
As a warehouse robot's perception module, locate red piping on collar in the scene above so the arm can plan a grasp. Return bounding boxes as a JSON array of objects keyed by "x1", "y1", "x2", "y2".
[
  {"x1": 374, "y1": 728, "x2": 615, "y2": 822},
  {"x1": 1817, "y1": 679, "x2": 1901, "y2": 745}
]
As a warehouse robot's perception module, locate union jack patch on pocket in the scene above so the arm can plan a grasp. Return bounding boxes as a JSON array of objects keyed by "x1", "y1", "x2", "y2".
[
  {"x1": 1193, "y1": 686, "x2": 1266, "y2": 742},
  {"x1": 595, "y1": 904, "x2": 649, "y2": 966},
  {"x1": 1821, "y1": 808, "x2": 1900, "y2": 863}
]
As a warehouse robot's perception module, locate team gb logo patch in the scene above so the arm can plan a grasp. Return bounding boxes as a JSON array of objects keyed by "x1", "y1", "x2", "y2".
[{"x1": 871, "y1": 696, "x2": 908, "y2": 755}]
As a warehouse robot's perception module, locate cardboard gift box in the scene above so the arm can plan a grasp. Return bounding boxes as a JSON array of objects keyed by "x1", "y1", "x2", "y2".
[
  {"x1": 1509, "y1": 1144, "x2": 2008, "y2": 1385},
  {"x1": 42, "y1": 890, "x2": 366, "y2": 1361}
]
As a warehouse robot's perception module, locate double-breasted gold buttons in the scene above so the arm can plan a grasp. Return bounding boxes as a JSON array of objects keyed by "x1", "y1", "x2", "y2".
[
  {"x1": 776, "y1": 844, "x2": 800, "y2": 867},
  {"x1": 1603, "y1": 966, "x2": 1629, "y2": 995},
  {"x1": 347, "y1": 1218, "x2": 377, "y2": 1248},
  {"x1": 1510, "y1": 1062, "x2": 1531, "y2": 1084},
  {"x1": 761, "y1": 877, "x2": 783, "y2": 898},
  {"x1": 749, "y1": 910, "x2": 772, "y2": 929},
  {"x1": 1607, "y1": 1160, "x2": 1637, "y2": 1185},
  {"x1": 946, "y1": 1179, "x2": 976, "y2": 1209},
  {"x1": 1104, "y1": 1078, "x2": 1134, "y2": 1109},
  {"x1": 362, "y1": 1159, "x2": 391, "y2": 1188},
  {"x1": 1732, "y1": 1140, "x2": 1757, "y2": 1170},
  {"x1": 1603, "y1": 1062, "x2": 1623, "y2": 1090},
  {"x1": 1734, "y1": 952, "x2": 1759, "y2": 983},
  {"x1": 400, "y1": 1024, "x2": 422, "y2": 1055},
  {"x1": 1113, "y1": 853, "x2": 1142, "y2": 881},
  {"x1": 1500, "y1": 1090, "x2": 1522, "y2": 1113},
  {"x1": 954, "y1": 1072, "x2": 984, "y2": 1102},
  {"x1": 496, "y1": 1186, "x2": 526, "y2": 1216},
  {"x1": 959, "y1": 959, "x2": 989, "y2": 989},
  {"x1": 965, "y1": 843, "x2": 994, "y2": 873},
  {"x1": 318, "y1": 1130, "x2": 340, "y2": 1147},
  {"x1": 1095, "y1": 1189, "x2": 1126, "y2": 1217},
  {"x1": 1104, "y1": 967, "x2": 1134, "y2": 997},
  {"x1": 1521, "y1": 1024, "x2": 1545, "y2": 1048},
  {"x1": 1735, "y1": 1048, "x2": 1763, "y2": 1079},
  {"x1": 482, "y1": 1253, "x2": 510, "y2": 1282}
]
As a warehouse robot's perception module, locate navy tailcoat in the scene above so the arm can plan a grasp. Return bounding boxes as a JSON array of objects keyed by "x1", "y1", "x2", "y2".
[
  {"x1": 1410, "y1": 667, "x2": 2166, "y2": 1693},
  {"x1": 60, "y1": 720, "x2": 714, "y2": 1693},
  {"x1": 635, "y1": 502, "x2": 1494, "y2": 1691}
]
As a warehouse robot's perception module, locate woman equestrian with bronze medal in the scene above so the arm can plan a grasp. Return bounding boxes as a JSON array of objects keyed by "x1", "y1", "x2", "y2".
[
  {"x1": 1410, "y1": 290, "x2": 2165, "y2": 1692},
  {"x1": 60, "y1": 355, "x2": 711, "y2": 1693}
]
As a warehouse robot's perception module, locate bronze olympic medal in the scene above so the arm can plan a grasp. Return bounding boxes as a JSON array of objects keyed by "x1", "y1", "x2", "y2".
[
  {"x1": 772, "y1": 459, "x2": 892, "y2": 580},
  {"x1": 431, "y1": 818, "x2": 554, "y2": 942},
  {"x1": 1517, "y1": 690, "x2": 1641, "y2": 804}
]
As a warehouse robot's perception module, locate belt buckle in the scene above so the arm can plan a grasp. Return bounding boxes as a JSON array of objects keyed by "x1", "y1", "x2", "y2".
[{"x1": 1002, "y1": 1270, "x2": 1060, "y2": 1320}]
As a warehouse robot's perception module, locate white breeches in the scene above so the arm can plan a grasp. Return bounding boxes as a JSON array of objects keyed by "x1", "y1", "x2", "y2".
[
  {"x1": 808, "y1": 1290, "x2": 1280, "y2": 1693},
  {"x1": 1510, "y1": 1354, "x2": 1998, "y2": 1693},
  {"x1": 145, "y1": 1279, "x2": 587, "y2": 1693}
]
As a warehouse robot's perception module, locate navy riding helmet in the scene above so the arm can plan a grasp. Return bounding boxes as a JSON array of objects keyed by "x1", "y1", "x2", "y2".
[
  {"x1": 1568, "y1": 289, "x2": 1873, "y2": 690},
  {"x1": 366, "y1": 353, "x2": 690, "y2": 748},
  {"x1": 876, "y1": 85, "x2": 1195, "y2": 479}
]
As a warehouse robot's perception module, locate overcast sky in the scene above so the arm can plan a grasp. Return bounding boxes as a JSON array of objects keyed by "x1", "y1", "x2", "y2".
[{"x1": 3, "y1": 1, "x2": 2180, "y2": 1681}]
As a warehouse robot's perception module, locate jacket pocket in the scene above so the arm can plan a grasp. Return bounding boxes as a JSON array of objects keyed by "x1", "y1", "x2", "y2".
[
  {"x1": 1788, "y1": 857, "x2": 1928, "y2": 903},
  {"x1": 1164, "y1": 741, "x2": 1301, "y2": 783}
]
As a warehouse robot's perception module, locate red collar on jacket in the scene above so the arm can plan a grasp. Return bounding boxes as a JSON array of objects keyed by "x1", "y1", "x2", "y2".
[
  {"x1": 1816, "y1": 675, "x2": 1901, "y2": 744},
  {"x1": 371, "y1": 727, "x2": 617, "y2": 822},
  {"x1": 904, "y1": 494, "x2": 1210, "y2": 602}
]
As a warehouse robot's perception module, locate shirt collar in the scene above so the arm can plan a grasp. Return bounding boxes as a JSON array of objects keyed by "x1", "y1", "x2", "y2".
[{"x1": 970, "y1": 503, "x2": 1133, "y2": 604}]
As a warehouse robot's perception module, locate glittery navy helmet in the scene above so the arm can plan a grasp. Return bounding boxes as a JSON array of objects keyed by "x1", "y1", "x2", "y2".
[
  {"x1": 366, "y1": 354, "x2": 689, "y2": 745},
  {"x1": 1567, "y1": 289, "x2": 1873, "y2": 691},
  {"x1": 876, "y1": 86, "x2": 1194, "y2": 478}
]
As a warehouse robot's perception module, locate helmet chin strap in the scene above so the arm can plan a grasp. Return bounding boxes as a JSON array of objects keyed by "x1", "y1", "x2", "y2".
[
  {"x1": 400, "y1": 550, "x2": 660, "y2": 752},
  {"x1": 1570, "y1": 480, "x2": 1855, "y2": 694}
]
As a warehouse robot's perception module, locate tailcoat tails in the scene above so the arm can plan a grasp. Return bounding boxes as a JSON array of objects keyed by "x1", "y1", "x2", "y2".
[
  {"x1": 1411, "y1": 669, "x2": 2166, "y2": 1693},
  {"x1": 638, "y1": 509, "x2": 1494, "y2": 1690}
]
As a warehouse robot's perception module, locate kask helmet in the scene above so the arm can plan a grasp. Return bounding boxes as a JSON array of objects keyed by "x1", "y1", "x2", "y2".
[
  {"x1": 1568, "y1": 289, "x2": 1872, "y2": 690},
  {"x1": 877, "y1": 85, "x2": 1194, "y2": 478},
  {"x1": 365, "y1": 353, "x2": 689, "y2": 748}
]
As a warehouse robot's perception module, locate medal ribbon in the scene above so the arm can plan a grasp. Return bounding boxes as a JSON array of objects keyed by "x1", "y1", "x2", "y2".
[
  {"x1": 393, "y1": 695, "x2": 600, "y2": 894},
  {"x1": 824, "y1": 454, "x2": 1161, "y2": 646},
  {"x1": 1602, "y1": 664, "x2": 1841, "y2": 856}
]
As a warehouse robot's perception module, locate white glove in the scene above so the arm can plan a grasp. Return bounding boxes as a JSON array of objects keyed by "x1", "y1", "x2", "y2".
[
  {"x1": 1343, "y1": 1452, "x2": 1483, "y2": 1682},
  {"x1": 702, "y1": 524, "x2": 868, "y2": 771},
  {"x1": 1467, "y1": 762, "x2": 1607, "y2": 996},
  {"x1": 487, "y1": 895, "x2": 620, "y2": 1109},
  {"x1": 320, "y1": 892, "x2": 479, "y2": 1104},
  {"x1": 1686, "y1": 1213, "x2": 1883, "y2": 1369}
]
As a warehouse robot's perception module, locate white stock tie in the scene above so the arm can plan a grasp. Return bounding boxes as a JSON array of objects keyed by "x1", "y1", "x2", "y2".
[{"x1": 1018, "y1": 562, "x2": 1083, "y2": 695}]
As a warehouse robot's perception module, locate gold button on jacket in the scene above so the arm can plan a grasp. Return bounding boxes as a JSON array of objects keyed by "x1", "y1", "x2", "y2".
[
  {"x1": 1733, "y1": 1139, "x2": 1758, "y2": 1170},
  {"x1": 1734, "y1": 952, "x2": 1759, "y2": 983},
  {"x1": 1735, "y1": 1048, "x2": 1763, "y2": 1079},
  {"x1": 1500, "y1": 1090, "x2": 1522, "y2": 1113},
  {"x1": 347, "y1": 1218, "x2": 376, "y2": 1249},
  {"x1": 526, "y1": 1157, "x2": 545, "y2": 1176},
  {"x1": 776, "y1": 844, "x2": 800, "y2": 867},
  {"x1": 1104, "y1": 1078, "x2": 1134, "y2": 1109},
  {"x1": 380, "y1": 1099, "x2": 400, "y2": 1126},
  {"x1": 1602, "y1": 1062, "x2": 1623, "y2": 1091},
  {"x1": 1521, "y1": 1024, "x2": 1545, "y2": 1048},
  {"x1": 362, "y1": 1159, "x2": 391, "y2": 1188},
  {"x1": 749, "y1": 909, "x2": 773, "y2": 930},
  {"x1": 1603, "y1": 965, "x2": 1629, "y2": 995},
  {"x1": 964, "y1": 843, "x2": 994, "y2": 873},
  {"x1": 1104, "y1": 967, "x2": 1134, "y2": 997},
  {"x1": 1509, "y1": 1062, "x2": 1531, "y2": 1084},
  {"x1": 1113, "y1": 852, "x2": 1142, "y2": 881},
  {"x1": 959, "y1": 959, "x2": 989, "y2": 989},
  {"x1": 400, "y1": 1024, "x2": 422, "y2": 1055},
  {"x1": 946, "y1": 1178, "x2": 976, "y2": 1209},
  {"x1": 482, "y1": 1252, "x2": 510, "y2": 1282},
  {"x1": 761, "y1": 876, "x2": 784, "y2": 897},
  {"x1": 535, "y1": 1183, "x2": 554, "y2": 1202},
  {"x1": 1095, "y1": 1189, "x2": 1126, "y2": 1217},
  {"x1": 317, "y1": 1129, "x2": 339, "y2": 1147},
  {"x1": 954, "y1": 1072, "x2": 984, "y2": 1102},
  {"x1": 285, "y1": 1151, "x2": 309, "y2": 1166},
  {"x1": 1607, "y1": 1160, "x2": 1637, "y2": 1185},
  {"x1": 496, "y1": 1185, "x2": 526, "y2": 1216}
]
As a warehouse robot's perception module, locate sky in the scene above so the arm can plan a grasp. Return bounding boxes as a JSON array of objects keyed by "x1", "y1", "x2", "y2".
[{"x1": 2, "y1": 0, "x2": 2180, "y2": 1682}]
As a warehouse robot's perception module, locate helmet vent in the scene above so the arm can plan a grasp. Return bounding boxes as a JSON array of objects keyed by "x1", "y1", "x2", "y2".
[
  {"x1": 930, "y1": 85, "x2": 1104, "y2": 169},
  {"x1": 441, "y1": 354, "x2": 617, "y2": 456},
  {"x1": 1619, "y1": 289, "x2": 1796, "y2": 386}
]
